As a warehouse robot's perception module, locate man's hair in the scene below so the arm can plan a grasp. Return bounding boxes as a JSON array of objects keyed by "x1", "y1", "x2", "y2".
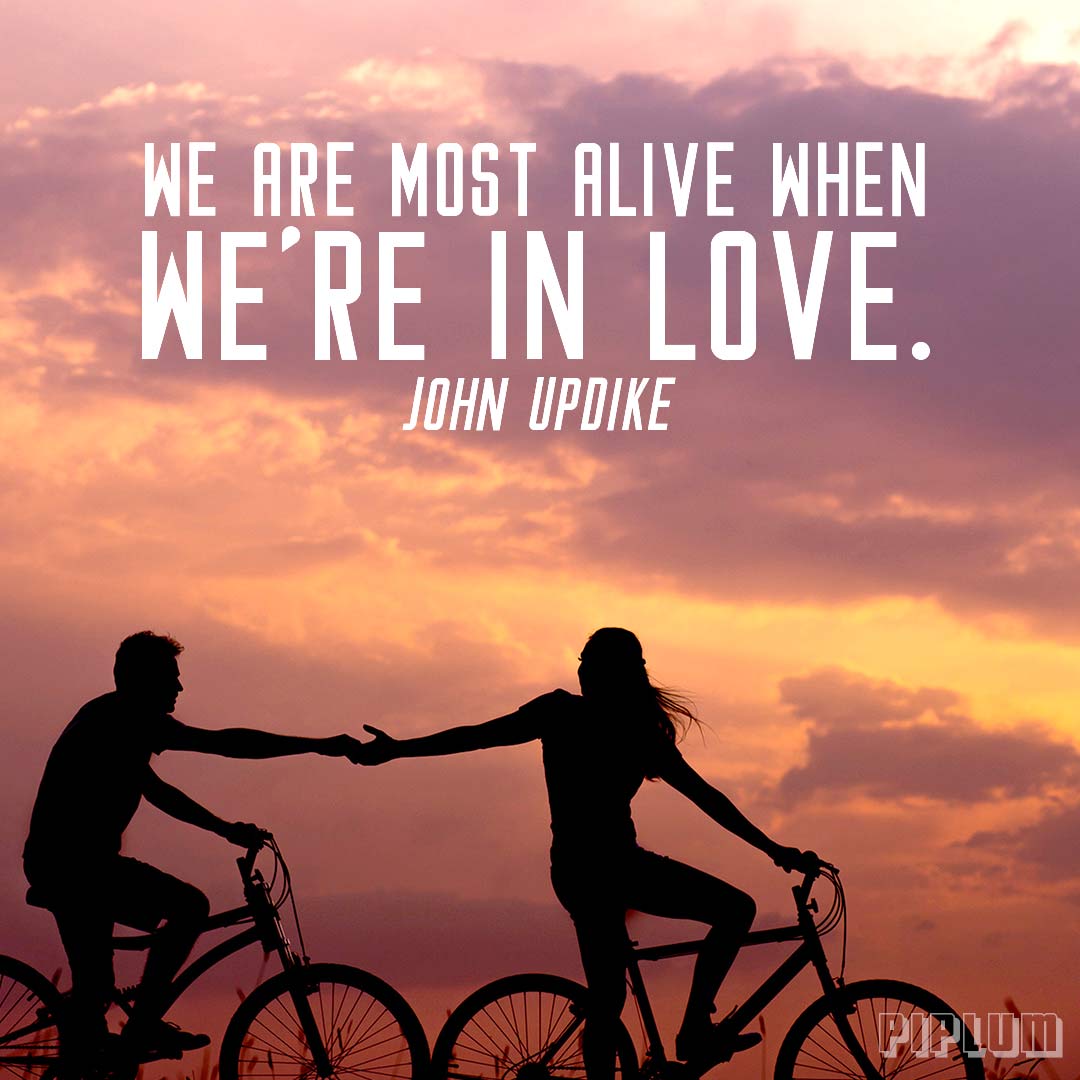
[{"x1": 114, "y1": 631, "x2": 184, "y2": 688}]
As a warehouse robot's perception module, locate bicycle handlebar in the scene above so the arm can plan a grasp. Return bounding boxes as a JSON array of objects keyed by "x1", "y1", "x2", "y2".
[
  {"x1": 806, "y1": 853, "x2": 839, "y2": 876},
  {"x1": 788, "y1": 853, "x2": 840, "y2": 909},
  {"x1": 236, "y1": 833, "x2": 272, "y2": 879},
  {"x1": 780, "y1": 850, "x2": 838, "y2": 878}
]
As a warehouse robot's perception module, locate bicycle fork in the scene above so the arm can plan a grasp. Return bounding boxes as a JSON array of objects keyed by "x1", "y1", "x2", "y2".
[
  {"x1": 255, "y1": 879, "x2": 335, "y2": 1078},
  {"x1": 286, "y1": 970, "x2": 335, "y2": 1078},
  {"x1": 823, "y1": 986, "x2": 886, "y2": 1080}
]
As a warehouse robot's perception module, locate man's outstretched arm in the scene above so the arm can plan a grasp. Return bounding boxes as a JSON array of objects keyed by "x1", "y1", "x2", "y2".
[
  {"x1": 143, "y1": 768, "x2": 265, "y2": 846},
  {"x1": 167, "y1": 723, "x2": 357, "y2": 760}
]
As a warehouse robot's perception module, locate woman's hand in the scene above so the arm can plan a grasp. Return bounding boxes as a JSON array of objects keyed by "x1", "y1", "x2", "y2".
[
  {"x1": 772, "y1": 846, "x2": 821, "y2": 874},
  {"x1": 222, "y1": 821, "x2": 272, "y2": 849},
  {"x1": 349, "y1": 724, "x2": 400, "y2": 765}
]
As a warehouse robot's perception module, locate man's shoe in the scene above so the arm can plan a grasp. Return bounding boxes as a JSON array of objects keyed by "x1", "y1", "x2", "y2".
[
  {"x1": 675, "y1": 1021, "x2": 762, "y2": 1067},
  {"x1": 59, "y1": 1029, "x2": 123, "y2": 1079}
]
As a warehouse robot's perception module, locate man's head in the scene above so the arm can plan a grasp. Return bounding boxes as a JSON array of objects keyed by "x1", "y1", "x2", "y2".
[{"x1": 113, "y1": 631, "x2": 184, "y2": 713}]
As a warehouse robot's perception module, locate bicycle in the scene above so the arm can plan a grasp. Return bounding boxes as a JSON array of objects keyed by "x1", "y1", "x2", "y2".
[
  {"x1": 0, "y1": 836, "x2": 428, "y2": 1080},
  {"x1": 430, "y1": 860, "x2": 983, "y2": 1080}
]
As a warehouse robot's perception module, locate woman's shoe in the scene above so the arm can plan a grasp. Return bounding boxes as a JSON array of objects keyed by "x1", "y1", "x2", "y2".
[{"x1": 675, "y1": 1020, "x2": 762, "y2": 1066}]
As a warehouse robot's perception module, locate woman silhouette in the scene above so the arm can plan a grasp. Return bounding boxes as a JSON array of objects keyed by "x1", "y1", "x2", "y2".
[{"x1": 356, "y1": 628, "x2": 817, "y2": 1080}]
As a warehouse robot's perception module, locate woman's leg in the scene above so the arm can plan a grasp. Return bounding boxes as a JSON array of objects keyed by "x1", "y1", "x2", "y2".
[
  {"x1": 566, "y1": 901, "x2": 629, "y2": 1080},
  {"x1": 624, "y1": 850, "x2": 757, "y2": 1057},
  {"x1": 552, "y1": 864, "x2": 630, "y2": 1080}
]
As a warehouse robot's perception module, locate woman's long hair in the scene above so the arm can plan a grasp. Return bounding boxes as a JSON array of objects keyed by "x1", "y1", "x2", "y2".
[
  {"x1": 651, "y1": 683, "x2": 698, "y2": 743},
  {"x1": 580, "y1": 628, "x2": 699, "y2": 768}
]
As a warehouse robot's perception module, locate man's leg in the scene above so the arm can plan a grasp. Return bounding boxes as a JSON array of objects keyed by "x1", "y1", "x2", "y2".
[
  {"x1": 625, "y1": 850, "x2": 757, "y2": 1060},
  {"x1": 110, "y1": 859, "x2": 210, "y2": 1045},
  {"x1": 51, "y1": 903, "x2": 115, "y2": 1056}
]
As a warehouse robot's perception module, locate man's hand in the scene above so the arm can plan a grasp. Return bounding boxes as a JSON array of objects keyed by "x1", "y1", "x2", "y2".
[
  {"x1": 348, "y1": 725, "x2": 399, "y2": 765},
  {"x1": 323, "y1": 733, "x2": 367, "y2": 759},
  {"x1": 772, "y1": 846, "x2": 821, "y2": 874},
  {"x1": 221, "y1": 821, "x2": 271, "y2": 849}
]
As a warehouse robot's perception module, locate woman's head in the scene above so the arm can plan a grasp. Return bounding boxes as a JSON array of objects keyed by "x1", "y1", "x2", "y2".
[
  {"x1": 577, "y1": 627, "x2": 648, "y2": 697},
  {"x1": 577, "y1": 627, "x2": 697, "y2": 748}
]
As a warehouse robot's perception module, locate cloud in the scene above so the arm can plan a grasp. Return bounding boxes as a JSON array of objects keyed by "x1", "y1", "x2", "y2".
[
  {"x1": 773, "y1": 667, "x2": 1080, "y2": 804},
  {"x1": 6, "y1": 52, "x2": 1080, "y2": 640},
  {"x1": 4, "y1": 32, "x2": 1080, "y2": 1073},
  {"x1": 779, "y1": 666, "x2": 962, "y2": 729},
  {"x1": 964, "y1": 800, "x2": 1080, "y2": 880}
]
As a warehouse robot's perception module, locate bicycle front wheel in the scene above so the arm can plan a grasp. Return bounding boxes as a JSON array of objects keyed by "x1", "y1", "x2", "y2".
[
  {"x1": 775, "y1": 979, "x2": 983, "y2": 1080},
  {"x1": 0, "y1": 955, "x2": 66, "y2": 1080},
  {"x1": 219, "y1": 962, "x2": 428, "y2": 1080},
  {"x1": 432, "y1": 973, "x2": 638, "y2": 1080}
]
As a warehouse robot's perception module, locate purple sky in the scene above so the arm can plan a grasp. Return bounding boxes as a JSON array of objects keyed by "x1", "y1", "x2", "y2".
[{"x1": 2, "y1": 6, "x2": 1079, "y2": 1077}]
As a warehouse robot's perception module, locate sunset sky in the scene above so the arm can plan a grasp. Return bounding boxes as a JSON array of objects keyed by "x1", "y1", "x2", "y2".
[{"x1": 2, "y1": 2, "x2": 1079, "y2": 1076}]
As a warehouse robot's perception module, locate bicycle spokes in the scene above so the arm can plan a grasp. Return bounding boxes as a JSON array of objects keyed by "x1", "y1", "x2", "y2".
[{"x1": 0, "y1": 970, "x2": 63, "y2": 1080}]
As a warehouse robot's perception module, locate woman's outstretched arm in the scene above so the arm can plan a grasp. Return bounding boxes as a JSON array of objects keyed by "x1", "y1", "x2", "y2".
[
  {"x1": 659, "y1": 753, "x2": 813, "y2": 871},
  {"x1": 352, "y1": 710, "x2": 542, "y2": 764}
]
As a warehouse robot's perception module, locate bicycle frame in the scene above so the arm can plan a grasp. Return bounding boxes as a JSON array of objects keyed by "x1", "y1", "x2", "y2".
[
  {"x1": 5, "y1": 842, "x2": 344, "y2": 1079},
  {"x1": 625, "y1": 868, "x2": 852, "y2": 1072},
  {"x1": 110, "y1": 841, "x2": 345, "y2": 1077},
  {"x1": 108, "y1": 844, "x2": 300, "y2": 1019},
  {"x1": 4, "y1": 890, "x2": 296, "y2": 1069}
]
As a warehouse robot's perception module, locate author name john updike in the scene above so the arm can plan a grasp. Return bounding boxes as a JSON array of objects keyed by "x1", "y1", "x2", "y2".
[{"x1": 403, "y1": 376, "x2": 676, "y2": 432}]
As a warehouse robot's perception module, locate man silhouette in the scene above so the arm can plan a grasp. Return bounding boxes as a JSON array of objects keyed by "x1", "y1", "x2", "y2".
[{"x1": 23, "y1": 631, "x2": 358, "y2": 1062}]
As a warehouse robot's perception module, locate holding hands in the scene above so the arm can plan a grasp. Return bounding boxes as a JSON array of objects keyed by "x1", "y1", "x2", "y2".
[
  {"x1": 319, "y1": 732, "x2": 395, "y2": 763},
  {"x1": 347, "y1": 725, "x2": 399, "y2": 765},
  {"x1": 322, "y1": 733, "x2": 367, "y2": 760},
  {"x1": 317, "y1": 725, "x2": 402, "y2": 764}
]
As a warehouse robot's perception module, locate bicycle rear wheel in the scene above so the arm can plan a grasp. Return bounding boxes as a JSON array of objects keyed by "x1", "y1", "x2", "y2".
[
  {"x1": 432, "y1": 973, "x2": 638, "y2": 1080},
  {"x1": 775, "y1": 979, "x2": 982, "y2": 1080},
  {"x1": 0, "y1": 955, "x2": 66, "y2": 1080},
  {"x1": 219, "y1": 962, "x2": 428, "y2": 1080}
]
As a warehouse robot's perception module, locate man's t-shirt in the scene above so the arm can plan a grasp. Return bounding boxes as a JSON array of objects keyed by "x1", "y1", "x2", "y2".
[
  {"x1": 23, "y1": 692, "x2": 184, "y2": 878},
  {"x1": 518, "y1": 689, "x2": 683, "y2": 871}
]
